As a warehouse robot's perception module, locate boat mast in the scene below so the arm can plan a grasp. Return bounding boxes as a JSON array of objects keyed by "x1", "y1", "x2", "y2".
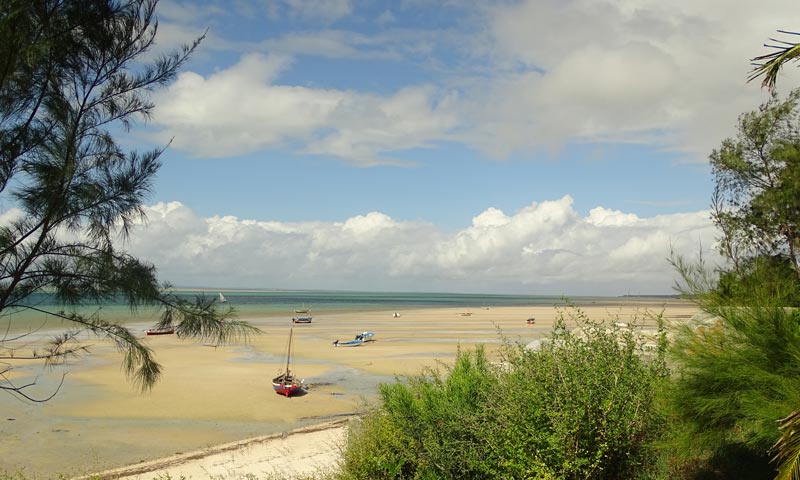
[{"x1": 286, "y1": 327, "x2": 293, "y2": 377}]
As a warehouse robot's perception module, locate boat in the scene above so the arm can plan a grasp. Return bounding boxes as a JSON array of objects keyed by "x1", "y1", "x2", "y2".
[
  {"x1": 218, "y1": 292, "x2": 227, "y2": 303},
  {"x1": 333, "y1": 338, "x2": 363, "y2": 347},
  {"x1": 355, "y1": 331, "x2": 375, "y2": 342},
  {"x1": 145, "y1": 327, "x2": 175, "y2": 336},
  {"x1": 526, "y1": 318, "x2": 536, "y2": 325},
  {"x1": 292, "y1": 316, "x2": 312, "y2": 324},
  {"x1": 294, "y1": 304, "x2": 310, "y2": 314},
  {"x1": 272, "y1": 328, "x2": 304, "y2": 397}
]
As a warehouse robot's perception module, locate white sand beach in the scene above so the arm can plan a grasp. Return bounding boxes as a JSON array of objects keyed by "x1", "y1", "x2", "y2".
[{"x1": 0, "y1": 300, "x2": 698, "y2": 478}]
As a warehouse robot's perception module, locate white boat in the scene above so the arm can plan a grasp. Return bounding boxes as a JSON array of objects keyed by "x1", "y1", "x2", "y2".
[
  {"x1": 218, "y1": 292, "x2": 227, "y2": 303},
  {"x1": 356, "y1": 331, "x2": 375, "y2": 342}
]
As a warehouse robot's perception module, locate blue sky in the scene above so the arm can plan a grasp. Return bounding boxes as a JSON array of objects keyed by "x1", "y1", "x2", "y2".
[{"x1": 112, "y1": 0, "x2": 800, "y2": 295}]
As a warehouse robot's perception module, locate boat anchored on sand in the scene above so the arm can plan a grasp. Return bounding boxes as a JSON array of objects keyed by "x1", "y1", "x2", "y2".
[
  {"x1": 356, "y1": 331, "x2": 375, "y2": 342},
  {"x1": 333, "y1": 331, "x2": 375, "y2": 346},
  {"x1": 292, "y1": 316, "x2": 312, "y2": 324},
  {"x1": 294, "y1": 304, "x2": 310, "y2": 314},
  {"x1": 333, "y1": 338, "x2": 363, "y2": 347},
  {"x1": 272, "y1": 328, "x2": 304, "y2": 397},
  {"x1": 145, "y1": 327, "x2": 175, "y2": 336}
]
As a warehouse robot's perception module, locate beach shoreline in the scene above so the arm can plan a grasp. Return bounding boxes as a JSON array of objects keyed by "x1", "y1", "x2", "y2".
[
  {"x1": 0, "y1": 299, "x2": 697, "y2": 478},
  {"x1": 90, "y1": 419, "x2": 352, "y2": 480}
]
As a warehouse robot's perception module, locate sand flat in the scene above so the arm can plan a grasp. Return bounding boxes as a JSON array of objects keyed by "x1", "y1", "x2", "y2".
[{"x1": 0, "y1": 300, "x2": 696, "y2": 478}]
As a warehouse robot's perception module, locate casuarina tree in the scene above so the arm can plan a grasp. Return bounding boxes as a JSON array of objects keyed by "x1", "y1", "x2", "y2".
[{"x1": 0, "y1": 0, "x2": 257, "y2": 401}]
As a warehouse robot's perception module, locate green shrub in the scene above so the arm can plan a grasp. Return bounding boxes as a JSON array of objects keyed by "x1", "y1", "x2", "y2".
[
  {"x1": 338, "y1": 306, "x2": 667, "y2": 479},
  {"x1": 662, "y1": 304, "x2": 800, "y2": 477},
  {"x1": 339, "y1": 346, "x2": 495, "y2": 479},
  {"x1": 486, "y1": 307, "x2": 668, "y2": 479}
]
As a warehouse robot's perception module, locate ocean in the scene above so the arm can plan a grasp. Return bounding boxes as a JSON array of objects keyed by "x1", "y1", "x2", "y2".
[{"x1": 3, "y1": 289, "x2": 617, "y2": 332}]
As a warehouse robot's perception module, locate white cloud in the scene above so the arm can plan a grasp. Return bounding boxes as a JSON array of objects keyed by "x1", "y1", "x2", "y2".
[
  {"x1": 475, "y1": 0, "x2": 800, "y2": 159},
  {"x1": 151, "y1": 55, "x2": 460, "y2": 165},
  {"x1": 283, "y1": 0, "x2": 353, "y2": 23},
  {"x1": 148, "y1": 1, "x2": 800, "y2": 166},
  {"x1": 121, "y1": 197, "x2": 719, "y2": 295}
]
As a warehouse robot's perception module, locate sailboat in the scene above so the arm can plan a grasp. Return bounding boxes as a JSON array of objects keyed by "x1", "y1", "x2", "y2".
[
  {"x1": 272, "y1": 328, "x2": 304, "y2": 397},
  {"x1": 218, "y1": 292, "x2": 227, "y2": 303}
]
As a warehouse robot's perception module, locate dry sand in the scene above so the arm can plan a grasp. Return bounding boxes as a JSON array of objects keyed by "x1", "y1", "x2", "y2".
[{"x1": 0, "y1": 299, "x2": 698, "y2": 478}]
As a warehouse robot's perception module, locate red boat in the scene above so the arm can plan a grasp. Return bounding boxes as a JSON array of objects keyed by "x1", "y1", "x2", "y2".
[{"x1": 272, "y1": 328, "x2": 304, "y2": 397}]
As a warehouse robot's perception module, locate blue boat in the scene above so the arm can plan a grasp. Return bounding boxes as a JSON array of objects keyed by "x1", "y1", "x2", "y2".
[
  {"x1": 292, "y1": 316, "x2": 312, "y2": 323},
  {"x1": 333, "y1": 338, "x2": 363, "y2": 347},
  {"x1": 356, "y1": 331, "x2": 375, "y2": 341}
]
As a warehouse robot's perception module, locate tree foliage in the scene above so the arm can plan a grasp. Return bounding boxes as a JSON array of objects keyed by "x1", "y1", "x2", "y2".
[
  {"x1": 710, "y1": 88, "x2": 800, "y2": 303},
  {"x1": 665, "y1": 254, "x2": 800, "y2": 478},
  {"x1": 0, "y1": 0, "x2": 257, "y2": 401},
  {"x1": 750, "y1": 30, "x2": 800, "y2": 91}
]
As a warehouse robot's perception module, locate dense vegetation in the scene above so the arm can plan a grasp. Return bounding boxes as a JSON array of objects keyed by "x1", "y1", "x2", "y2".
[
  {"x1": 657, "y1": 88, "x2": 800, "y2": 479},
  {"x1": 339, "y1": 308, "x2": 668, "y2": 479}
]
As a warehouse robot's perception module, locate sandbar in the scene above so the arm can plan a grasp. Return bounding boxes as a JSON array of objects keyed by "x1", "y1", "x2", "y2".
[{"x1": 0, "y1": 299, "x2": 697, "y2": 478}]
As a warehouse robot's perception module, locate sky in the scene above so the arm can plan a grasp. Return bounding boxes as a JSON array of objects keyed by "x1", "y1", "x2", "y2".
[{"x1": 110, "y1": 0, "x2": 800, "y2": 295}]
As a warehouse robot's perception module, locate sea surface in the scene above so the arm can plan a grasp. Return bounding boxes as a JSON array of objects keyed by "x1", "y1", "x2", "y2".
[{"x1": 2, "y1": 289, "x2": 639, "y2": 332}]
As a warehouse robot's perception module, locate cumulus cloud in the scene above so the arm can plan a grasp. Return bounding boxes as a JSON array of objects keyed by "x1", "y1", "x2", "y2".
[
  {"x1": 475, "y1": 0, "x2": 800, "y2": 158},
  {"x1": 151, "y1": 54, "x2": 460, "y2": 165},
  {"x1": 119, "y1": 196, "x2": 719, "y2": 295},
  {"x1": 148, "y1": 0, "x2": 800, "y2": 166}
]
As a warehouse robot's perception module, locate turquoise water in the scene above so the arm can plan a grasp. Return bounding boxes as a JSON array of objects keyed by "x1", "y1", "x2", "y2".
[{"x1": 3, "y1": 289, "x2": 611, "y2": 332}]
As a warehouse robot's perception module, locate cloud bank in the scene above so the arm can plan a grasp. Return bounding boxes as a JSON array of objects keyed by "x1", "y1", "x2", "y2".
[
  {"x1": 149, "y1": 0, "x2": 800, "y2": 166},
  {"x1": 121, "y1": 196, "x2": 719, "y2": 295}
]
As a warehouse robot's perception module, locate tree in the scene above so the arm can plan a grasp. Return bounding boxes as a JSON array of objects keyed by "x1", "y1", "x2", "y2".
[
  {"x1": 0, "y1": 0, "x2": 257, "y2": 402},
  {"x1": 709, "y1": 88, "x2": 800, "y2": 302},
  {"x1": 666, "y1": 254, "x2": 800, "y2": 478},
  {"x1": 751, "y1": 29, "x2": 800, "y2": 480}
]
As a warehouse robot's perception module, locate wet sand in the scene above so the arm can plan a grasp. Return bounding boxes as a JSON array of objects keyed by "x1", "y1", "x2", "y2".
[{"x1": 0, "y1": 299, "x2": 697, "y2": 478}]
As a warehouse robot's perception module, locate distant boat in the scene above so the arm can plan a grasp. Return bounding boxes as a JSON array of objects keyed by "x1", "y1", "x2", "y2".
[
  {"x1": 460, "y1": 311, "x2": 472, "y2": 316},
  {"x1": 333, "y1": 338, "x2": 363, "y2": 347},
  {"x1": 292, "y1": 316, "x2": 312, "y2": 324},
  {"x1": 218, "y1": 292, "x2": 227, "y2": 303},
  {"x1": 526, "y1": 318, "x2": 536, "y2": 325},
  {"x1": 294, "y1": 304, "x2": 310, "y2": 314},
  {"x1": 272, "y1": 328, "x2": 304, "y2": 397},
  {"x1": 145, "y1": 327, "x2": 175, "y2": 336}
]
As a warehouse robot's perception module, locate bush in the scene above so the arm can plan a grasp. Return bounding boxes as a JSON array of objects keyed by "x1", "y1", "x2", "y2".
[
  {"x1": 485, "y1": 307, "x2": 668, "y2": 479},
  {"x1": 663, "y1": 304, "x2": 800, "y2": 477},
  {"x1": 338, "y1": 306, "x2": 667, "y2": 479},
  {"x1": 339, "y1": 346, "x2": 495, "y2": 479}
]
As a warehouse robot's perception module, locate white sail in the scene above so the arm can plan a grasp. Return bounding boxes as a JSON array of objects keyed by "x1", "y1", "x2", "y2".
[{"x1": 218, "y1": 292, "x2": 227, "y2": 303}]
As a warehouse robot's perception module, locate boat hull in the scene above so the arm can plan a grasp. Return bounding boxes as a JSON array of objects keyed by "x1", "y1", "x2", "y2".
[
  {"x1": 145, "y1": 328, "x2": 175, "y2": 336},
  {"x1": 292, "y1": 317, "x2": 312, "y2": 323},
  {"x1": 272, "y1": 382, "x2": 303, "y2": 396},
  {"x1": 334, "y1": 339, "x2": 363, "y2": 347}
]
